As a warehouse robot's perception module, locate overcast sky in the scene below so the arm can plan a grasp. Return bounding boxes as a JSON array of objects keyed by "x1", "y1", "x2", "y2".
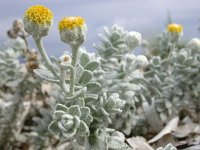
[{"x1": 0, "y1": 0, "x2": 200, "y2": 56}]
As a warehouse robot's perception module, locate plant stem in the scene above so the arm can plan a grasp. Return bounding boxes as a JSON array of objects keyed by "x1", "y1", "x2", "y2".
[
  {"x1": 21, "y1": 30, "x2": 29, "y2": 51},
  {"x1": 69, "y1": 45, "x2": 79, "y2": 96},
  {"x1": 34, "y1": 38, "x2": 69, "y2": 94},
  {"x1": 34, "y1": 38, "x2": 59, "y2": 78},
  {"x1": 60, "y1": 67, "x2": 69, "y2": 93}
]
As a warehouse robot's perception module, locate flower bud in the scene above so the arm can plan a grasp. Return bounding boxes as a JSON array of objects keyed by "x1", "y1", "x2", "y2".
[
  {"x1": 58, "y1": 54, "x2": 71, "y2": 64},
  {"x1": 186, "y1": 38, "x2": 200, "y2": 53},
  {"x1": 135, "y1": 55, "x2": 149, "y2": 69},
  {"x1": 150, "y1": 56, "x2": 161, "y2": 67},
  {"x1": 167, "y1": 24, "x2": 183, "y2": 43},
  {"x1": 177, "y1": 49, "x2": 188, "y2": 62},
  {"x1": 125, "y1": 31, "x2": 142, "y2": 50},
  {"x1": 13, "y1": 19, "x2": 24, "y2": 33},
  {"x1": 125, "y1": 54, "x2": 136, "y2": 63},
  {"x1": 58, "y1": 17, "x2": 87, "y2": 47},
  {"x1": 23, "y1": 5, "x2": 53, "y2": 39}
]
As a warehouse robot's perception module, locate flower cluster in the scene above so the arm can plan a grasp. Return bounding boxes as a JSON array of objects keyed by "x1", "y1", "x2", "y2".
[
  {"x1": 59, "y1": 16, "x2": 87, "y2": 47},
  {"x1": 58, "y1": 16, "x2": 85, "y2": 31},
  {"x1": 167, "y1": 23, "x2": 183, "y2": 43},
  {"x1": 167, "y1": 23, "x2": 183, "y2": 33},
  {"x1": 24, "y1": 5, "x2": 53, "y2": 25},
  {"x1": 23, "y1": 5, "x2": 53, "y2": 39}
]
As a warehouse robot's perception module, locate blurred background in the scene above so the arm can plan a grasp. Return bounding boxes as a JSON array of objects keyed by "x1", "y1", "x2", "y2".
[{"x1": 0, "y1": 0, "x2": 200, "y2": 56}]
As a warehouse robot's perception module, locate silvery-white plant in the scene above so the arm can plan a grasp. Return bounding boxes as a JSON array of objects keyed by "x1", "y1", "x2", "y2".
[
  {"x1": 0, "y1": 24, "x2": 27, "y2": 149},
  {"x1": 147, "y1": 24, "x2": 184, "y2": 59},
  {"x1": 0, "y1": 37, "x2": 32, "y2": 149},
  {"x1": 138, "y1": 24, "x2": 184, "y2": 131},
  {"x1": 23, "y1": 5, "x2": 132, "y2": 150},
  {"x1": 0, "y1": 90, "x2": 24, "y2": 149},
  {"x1": 0, "y1": 47, "x2": 23, "y2": 91},
  {"x1": 0, "y1": 26, "x2": 29, "y2": 92},
  {"x1": 139, "y1": 24, "x2": 200, "y2": 134},
  {"x1": 94, "y1": 24, "x2": 149, "y2": 135},
  {"x1": 169, "y1": 37, "x2": 200, "y2": 117},
  {"x1": 0, "y1": 20, "x2": 49, "y2": 149},
  {"x1": 0, "y1": 7, "x2": 195, "y2": 150}
]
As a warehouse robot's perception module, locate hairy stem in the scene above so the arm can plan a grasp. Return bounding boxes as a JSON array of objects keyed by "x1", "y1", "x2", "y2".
[
  {"x1": 34, "y1": 38, "x2": 59, "y2": 78},
  {"x1": 168, "y1": 44, "x2": 176, "y2": 61},
  {"x1": 69, "y1": 45, "x2": 79, "y2": 96},
  {"x1": 60, "y1": 67, "x2": 69, "y2": 93},
  {"x1": 34, "y1": 38, "x2": 69, "y2": 94}
]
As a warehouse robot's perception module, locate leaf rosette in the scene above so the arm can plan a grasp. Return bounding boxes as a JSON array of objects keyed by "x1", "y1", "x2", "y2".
[{"x1": 48, "y1": 104, "x2": 93, "y2": 139}]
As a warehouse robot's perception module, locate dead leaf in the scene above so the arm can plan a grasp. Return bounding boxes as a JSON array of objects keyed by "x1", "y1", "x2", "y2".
[
  {"x1": 174, "y1": 117, "x2": 200, "y2": 138},
  {"x1": 148, "y1": 116, "x2": 179, "y2": 144},
  {"x1": 127, "y1": 136, "x2": 154, "y2": 150},
  {"x1": 156, "y1": 134, "x2": 177, "y2": 148}
]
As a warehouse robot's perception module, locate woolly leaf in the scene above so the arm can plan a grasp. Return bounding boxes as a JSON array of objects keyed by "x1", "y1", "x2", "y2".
[
  {"x1": 73, "y1": 116, "x2": 81, "y2": 129},
  {"x1": 66, "y1": 87, "x2": 87, "y2": 100},
  {"x1": 56, "y1": 104, "x2": 68, "y2": 112},
  {"x1": 81, "y1": 107, "x2": 90, "y2": 118},
  {"x1": 34, "y1": 68, "x2": 60, "y2": 83},
  {"x1": 78, "y1": 70, "x2": 93, "y2": 85},
  {"x1": 75, "y1": 66, "x2": 84, "y2": 84},
  {"x1": 84, "y1": 61, "x2": 100, "y2": 71},
  {"x1": 106, "y1": 47, "x2": 119, "y2": 52},
  {"x1": 80, "y1": 53, "x2": 90, "y2": 67},
  {"x1": 62, "y1": 128, "x2": 77, "y2": 139},
  {"x1": 106, "y1": 99, "x2": 115, "y2": 109},
  {"x1": 48, "y1": 121, "x2": 60, "y2": 134},
  {"x1": 86, "y1": 82, "x2": 101, "y2": 91},
  {"x1": 74, "y1": 98, "x2": 85, "y2": 107},
  {"x1": 68, "y1": 105, "x2": 81, "y2": 117},
  {"x1": 76, "y1": 121, "x2": 89, "y2": 135},
  {"x1": 84, "y1": 115, "x2": 93, "y2": 125},
  {"x1": 110, "y1": 31, "x2": 121, "y2": 42},
  {"x1": 52, "y1": 110, "x2": 65, "y2": 121},
  {"x1": 84, "y1": 94, "x2": 98, "y2": 104}
]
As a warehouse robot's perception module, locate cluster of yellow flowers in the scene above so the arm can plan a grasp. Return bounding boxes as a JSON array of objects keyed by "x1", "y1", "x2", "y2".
[
  {"x1": 23, "y1": 5, "x2": 183, "y2": 44},
  {"x1": 24, "y1": 5, "x2": 53, "y2": 25},
  {"x1": 58, "y1": 17, "x2": 85, "y2": 31},
  {"x1": 167, "y1": 24, "x2": 183, "y2": 33},
  {"x1": 24, "y1": 5, "x2": 85, "y2": 31}
]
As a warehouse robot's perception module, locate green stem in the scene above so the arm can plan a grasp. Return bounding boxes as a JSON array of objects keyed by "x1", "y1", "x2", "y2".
[
  {"x1": 34, "y1": 38, "x2": 59, "y2": 78},
  {"x1": 60, "y1": 67, "x2": 68, "y2": 93},
  {"x1": 69, "y1": 45, "x2": 79, "y2": 96},
  {"x1": 34, "y1": 38, "x2": 69, "y2": 94},
  {"x1": 168, "y1": 44, "x2": 175, "y2": 60}
]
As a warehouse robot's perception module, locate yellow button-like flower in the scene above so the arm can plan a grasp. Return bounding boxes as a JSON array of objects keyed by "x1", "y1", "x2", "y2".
[
  {"x1": 58, "y1": 16, "x2": 87, "y2": 46},
  {"x1": 24, "y1": 5, "x2": 53, "y2": 25},
  {"x1": 23, "y1": 5, "x2": 53, "y2": 39},
  {"x1": 58, "y1": 16, "x2": 85, "y2": 31},
  {"x1": 167, "y1": 24, "x2": 183, "y2": 33}
]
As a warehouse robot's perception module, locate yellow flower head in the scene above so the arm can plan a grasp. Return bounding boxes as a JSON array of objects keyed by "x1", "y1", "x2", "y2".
[
  {"x1": 58, "y1": 16, "x2": 85, "y2": 31},
  {"x1": 24, "y1": 5, "x2": 53, "y2": 25},
  {"x1": 167, "y1": 24, "x2": 183, "y2": 33}
]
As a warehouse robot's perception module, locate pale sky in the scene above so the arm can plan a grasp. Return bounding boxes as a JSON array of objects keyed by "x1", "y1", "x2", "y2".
[{"x1": 0, "y1": 0, "x2": 200, "y2": 56}]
